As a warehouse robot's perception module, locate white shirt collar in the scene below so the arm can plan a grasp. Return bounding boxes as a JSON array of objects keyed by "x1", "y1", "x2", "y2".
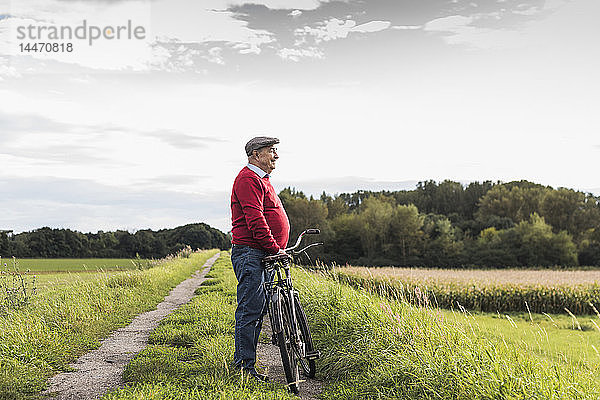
[{"x1": 246, "y1": 163, "x2": 269, "y2": 178}]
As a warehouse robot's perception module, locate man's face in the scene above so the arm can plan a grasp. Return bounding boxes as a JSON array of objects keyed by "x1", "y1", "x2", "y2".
[{"x1": 254, "y1": 146, "x2": 278, "y2": 173}]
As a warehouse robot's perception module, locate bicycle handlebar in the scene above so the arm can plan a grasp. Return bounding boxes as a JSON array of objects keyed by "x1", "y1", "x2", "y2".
[
  {"x1": 263, "y1": 228, "x2": 322, "y2": 263},
  {"x1": 291, "y1": 242, "x2": 323, "y2": 255},
  {"x1": 285, "y1": 228, "x2": 320, "y2": 252}
]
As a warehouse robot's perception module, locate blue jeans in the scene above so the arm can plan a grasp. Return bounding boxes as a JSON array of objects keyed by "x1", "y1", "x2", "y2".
[{"x1": 231, "y1": 245, "x2": 272, "y2": 372}]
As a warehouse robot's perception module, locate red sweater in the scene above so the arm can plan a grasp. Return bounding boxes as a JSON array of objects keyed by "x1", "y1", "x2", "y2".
[{"x1": 231, "y1": 166, "x2": 290, "y2": 254}]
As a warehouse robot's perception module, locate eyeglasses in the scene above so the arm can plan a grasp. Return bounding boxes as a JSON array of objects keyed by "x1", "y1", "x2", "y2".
[{"x1": 253, "y1": 147, "x2": 278, "y2": 156}]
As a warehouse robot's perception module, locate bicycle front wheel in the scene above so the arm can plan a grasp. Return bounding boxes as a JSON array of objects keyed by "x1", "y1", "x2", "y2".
[
  {"x1": 274, "y1": 291, "x2": 300, "y2": 393},
  {"x1": 294, "y1": 292, "x2": 316, "y2": 378}
]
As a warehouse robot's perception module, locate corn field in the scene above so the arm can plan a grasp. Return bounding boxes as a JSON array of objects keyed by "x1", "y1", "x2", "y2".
[{"x1": 334, "y1": 267, "x2": 600, "y2": 315}]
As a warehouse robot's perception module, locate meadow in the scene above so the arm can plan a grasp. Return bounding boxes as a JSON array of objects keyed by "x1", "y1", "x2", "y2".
[
  {"x1": 3, "y1": 252, "x2": 599, "y2": 399},
  {"x1": 0, "y1": 250, "x2": 217, "y2": 400},
  {"x1": 444, "y1": 309, "x2": 600, "y2": 370},
  {"x1": 31, "y1": 271, "x2": 131, "y2": 292},
  {"x1": 327, "y1": 265, "x2": 600, "y2": 388},
  {"x1": 1, "y1": 258, "x2": 144, "y2": 273},
  {"x1": 103, "y1": 254, "x2": 599, "y2": 400},
  {"x1": 1, "y1": 258, "x2": 154, "y2": 298}
]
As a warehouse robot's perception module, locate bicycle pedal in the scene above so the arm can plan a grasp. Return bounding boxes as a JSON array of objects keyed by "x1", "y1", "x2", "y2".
[{"x1": 305, "y1": 350, "x2": 321, "y2": 360}]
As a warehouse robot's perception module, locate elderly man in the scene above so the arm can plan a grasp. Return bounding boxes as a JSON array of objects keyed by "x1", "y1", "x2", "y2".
[{"x1": 230, "y1": 136, "x2": 290, "y2": 381}]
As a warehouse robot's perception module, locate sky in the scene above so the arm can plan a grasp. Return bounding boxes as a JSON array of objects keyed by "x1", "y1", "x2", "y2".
[{"x1": 0, "y1": 0, "x2": 599, "y2": 234}]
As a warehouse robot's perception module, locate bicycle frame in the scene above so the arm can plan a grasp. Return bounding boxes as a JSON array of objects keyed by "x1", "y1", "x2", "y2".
[
  {"x1": 264, "y1": 228, "x2": 322, "y2": 349},
  {"x1": 262, "y1": 229, "x2": 322, "y2": 392},
  {"x1": 264, "y1": 257, "x2": 304, "y2": 357}
]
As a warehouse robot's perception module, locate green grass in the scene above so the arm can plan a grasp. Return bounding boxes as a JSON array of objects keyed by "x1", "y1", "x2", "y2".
[
  {"x1": 296, "y1": 270, "x2": 600, "y2": 399},
  {"x1": 2, "y1": 271, "x2": 131, "y2": 296},
  {"x1": 446, "y1": 309, "x2": 600, "y2": 370},
  {"x1": 0, "y1": 250, "x2": 218, "y2": 400},
  {"x1": 33, "y1": 271, "x2": 122, "y2": 291},
  {"x1": 103, "y1": 253, "x2": 295, "y2": 400},
  {"x1": 107, "y1": 255, "x2": 600, "y2": 400},
  {"x1": 1, "y1": 258, "x2": 142, "y2": 273},
  {"x1": 332, "y1": 267, "x2": 600, "y2": 373},
  {"x1": 2, "y1": 270, "x2": 135, "y2": 294}
]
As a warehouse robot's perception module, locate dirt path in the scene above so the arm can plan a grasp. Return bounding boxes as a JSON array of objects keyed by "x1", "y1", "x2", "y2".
[
  {"x1": 256, "y1": 319, "x2": 324, "y2": 400},
  {"x1": 43, "y1": 252, "x2": 220, "y2": 400}
]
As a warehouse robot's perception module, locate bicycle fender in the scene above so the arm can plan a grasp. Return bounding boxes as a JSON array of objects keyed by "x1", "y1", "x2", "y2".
[{"x1": 269, "y1": 288, "x2": 284, "y2": 334}]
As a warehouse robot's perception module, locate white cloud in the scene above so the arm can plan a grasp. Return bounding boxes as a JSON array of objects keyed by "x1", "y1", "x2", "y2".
[
  {"x1": 151, "y1": 0, "x2": 273, "y2": 47},
  {"x1": 296, "y1": 18, "x2": 355, "y2": 43},
  {"x1": 0, "y1": 176, "x2": 230, "y2": 233},
  {"x1": 295, "y1": 18, "x2": 391, "y2": 44},
  {"x1": 513, "y1": 6, "x2": 539, "y2": 16},
  {"x1": 205, "y1": 46, "x2": 225, "y2": 64},
  {"x1": 278, "y1": 46, "x2": 323, "y2": 61},
  {"x1": 424, "y1": 15, "x2": 473, "y2": 33},
  {"x1": 285, "y1": 177, "x2": 418, "y2": 197},
  {"x1": 0, "y1": 0, "x2": 277, "y2": 74},
  {"x1": 543, "y1": 0, "x2": 570, "y2": 11},
  {"x1": 352, "y1": 20, "x2": 391, "y2": 33},
  {"x1": 286, "y1": 18, "x2": 391, "y2": 60},
  {"x1": 238, "y1": 43, "x2": 263, "y2": 54},
  {"x1": 1, "y1": 0, "x2": 599, "y2": 236},
  {"x1": 391, "y1": 25, "x2": 422, "y2": 30},
  {"x1": 424, "y1": 0, "x2": 600, "y2": 51},
  {"x1": 424, "y1": 14, "x2": 522, "y2": 49},
  {"x1": 0, "y1": 60, "x2": 21, "y2": 79},
  {"x1": 224, "y1": 0, "x2": 342, "y2": 11}
]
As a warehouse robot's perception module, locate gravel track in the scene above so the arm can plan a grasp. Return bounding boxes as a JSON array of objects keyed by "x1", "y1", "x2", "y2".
[
  {"x1": 256, "y1": 319, "x2": 324, "y2": 400},
  {"x1": 43, "y1": 252, "x2": 220, "y2": 400}
]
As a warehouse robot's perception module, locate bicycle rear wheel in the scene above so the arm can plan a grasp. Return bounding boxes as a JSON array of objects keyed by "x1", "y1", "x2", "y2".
[
  {"x1": 274, "y1": 291, "x2": 300, "y2": 393},
  {"x1": 293, "y1": 292, "x2": 316, "y2": 378}
]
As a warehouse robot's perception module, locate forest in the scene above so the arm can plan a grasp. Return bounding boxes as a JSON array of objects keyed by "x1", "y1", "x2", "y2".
[
  {"x1": 3, "y1": 180, "x2": 600, "y2": 267},
  {"x1": 0, "y1": 223, "x2": 230, "y2": 259},
  {"x1": 281, "y1": 180, "x2": 600, "y2": 267}
]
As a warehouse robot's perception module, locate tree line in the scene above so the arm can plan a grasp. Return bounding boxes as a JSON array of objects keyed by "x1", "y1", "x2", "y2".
[
  {"x1": 280, "y1": 180, "x2": 600, "y2": 267},
  {"x1": 0, "y1": 223, "x2": 230, "y2": 259},
  {"x1": 3, "y1": 180, "x2": 599, "y2": 267}
]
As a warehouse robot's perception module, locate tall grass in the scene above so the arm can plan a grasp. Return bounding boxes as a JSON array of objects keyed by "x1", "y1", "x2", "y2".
[
  {"x1": 334, "y1": 269, "x2": 600, "y2": 315},
  {"x1": 103, "y1": 254, "x2": 295, "y2": 400},
  {"x1": 0, "y1": 250, "x2": 217, "y2": 400},
  {"x1": 3, "y1": 258, "x2": 142, "y2": 273},
  {"x1": 108, "y1": 255, "x2": 600, "y2": 399},
  {"x1": 293, "y1": 270, "x2": 600, "y2": 399},
  {"x1": 0, "y1": 258, "x2": 37, "y2": 314}
]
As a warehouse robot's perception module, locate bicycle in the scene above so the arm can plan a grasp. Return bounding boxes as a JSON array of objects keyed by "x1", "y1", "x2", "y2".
[{"x1": 262, "y1": 229, "x2": 323, "y2": 394}]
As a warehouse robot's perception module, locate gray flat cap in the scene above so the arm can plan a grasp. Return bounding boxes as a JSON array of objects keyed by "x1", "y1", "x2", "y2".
[{"x1": 245, "y1": 136, "x2": 280, "y2": 156}]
